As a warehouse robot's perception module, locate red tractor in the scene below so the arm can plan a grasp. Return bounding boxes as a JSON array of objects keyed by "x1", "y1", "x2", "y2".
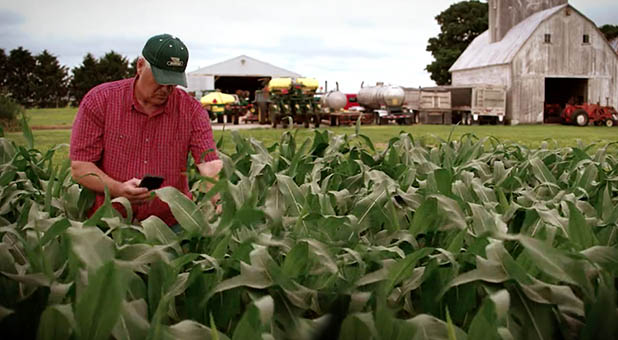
[{"x1": 561, "y1": 103, "x2": 618, "y2": 127}]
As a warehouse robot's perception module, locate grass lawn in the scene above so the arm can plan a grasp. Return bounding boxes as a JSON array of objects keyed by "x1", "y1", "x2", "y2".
[
  {"x1": 224, "y1": 124, "x2": 618, "y2": 150},
  {"x1": 26, "y1": 107, "x2": 78, "y2": 127},
  {"x1": 4, "y1": 108, "x2": 618, "y2": 164}
]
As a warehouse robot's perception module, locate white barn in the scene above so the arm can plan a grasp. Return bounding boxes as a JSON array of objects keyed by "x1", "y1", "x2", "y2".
[
  {"x1": 450, "y1": 0, "x2": 618, "y2": 124},
  {"x1": 610, "y1": 37, "x2": 618, "y2": 54}
]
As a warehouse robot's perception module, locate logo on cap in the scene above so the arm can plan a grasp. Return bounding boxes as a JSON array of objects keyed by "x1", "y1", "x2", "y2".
[{"x1": 167, "y1": 57, "x2": 184, "y2": 67}]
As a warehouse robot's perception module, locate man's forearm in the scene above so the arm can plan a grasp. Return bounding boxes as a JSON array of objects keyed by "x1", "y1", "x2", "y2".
[{"x1": 71, "y1": 160, "x2": 121, "y2": 196}]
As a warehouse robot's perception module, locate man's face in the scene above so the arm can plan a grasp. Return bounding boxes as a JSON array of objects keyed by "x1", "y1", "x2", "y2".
[{"x1": 136, "y1": 59, "x2": 175, "y2": 106}]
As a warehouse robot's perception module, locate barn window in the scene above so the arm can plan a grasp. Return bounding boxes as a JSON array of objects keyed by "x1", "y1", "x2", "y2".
[
  {"x1": 583, "y1": 34, "x2": 590, "y2": 44},
  {"x1": 544, "y1": 34, "x2": 552, "y2": 43}
]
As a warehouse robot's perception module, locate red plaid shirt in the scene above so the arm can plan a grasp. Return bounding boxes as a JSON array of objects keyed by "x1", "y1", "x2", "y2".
[{"x1": 70, "y1": 78, "x2": 218, "y2": 225}]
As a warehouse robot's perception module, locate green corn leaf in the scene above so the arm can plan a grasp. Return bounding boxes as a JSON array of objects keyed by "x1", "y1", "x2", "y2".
[
  {"x1": 581, "y1": 246, "x2": 618, "y2": 275},
  {"x1": 210, "y1": 313, "x2": 221, "y2": 340},
  {"x1": 432, "y1": 194, "x2": 467, "y2": 230},
  {"x1": 512, "y1": 235, "x2": 594, "y2": 299},
  {"x1": 38, "y1": 218, "x2": 71, "y2": 247},
  {"x1": 84, "y1": 184, "x2": 115, "y2": 227},
  {"x1": 213, "y1": 261, "x2": 273, "y2": 294},
  {"x1": 275, "y1": 174, "x2": 306, "y2": 217},
  {"x1": 281, "y1": 241, "x2": 309, "y2": 279},
  {"x1": 36, "y1": 304, "x2": 75, "y2": 340},
  {"x1": 511, "y1": 286, "x2": 556, "y2": 340},
  {"x1": 75, "y1": 261, "x2": 130, "y2": 340},
  {"x1": 384, "y1": 247, "x2": 433, "y2": 295},
  {"x1": 434, "y1": 168, "x2": 453, "y2": 197},
  {"x1": 0, "y1": 306, "x2": 13, "y2": 322},
  {"x1": 156, "y1": 186, "x2": 208, "y2": 235},
  {"x1": 409, "y1": 197, "x2": 439, "y2": 236},
  {"x1": 575, "y1": 162, "x2": 597, "y2": 195},
  {"x1": 338, "y1": 312, "x2": 377, "y2": 340},
  {"x1": 441, "y1": 256, "x2": 508, "y2": 298},
  {"x1": 141, "y1": 215, "x2": 182, "y2": 254},
  {"x1": 67, "y1": 226, "x2": 115, "y2": 270},
  {"x1": 519, "y1": 277, "x2": 584, "y2": 317},
  {"x1": 445, "y1": 308, "x2": 457, "y2": 340},
  {"x1": 467, "y1": 290, "x2": 510, "y2": 340},
  {"x1": 579, "y1": 273, "x2": 617, "y2": 340},
  {"x1": 469, "y1": 203, "x2": 507, "y2": 236},
  {"x1": 529, "y1": 157, "x2": 558, "y2": 194},
  {"x1": 405, "y1": 314, "x2": 467, "y2": 340},
  {"x1": 231, "y1": 304, "x2": 262, "y2": 340},
  {"x1": 166, "y1": 320, "x2": 230, "y2": 340},
  {"x1": 147, "y1": 260, "x2": 176, "y2": 319},
  {"x1": 111, "y1": 300, "x2": 150, "y2": 340},
  {"x1": 0, "y1": 138, "x2": 17, "y2": 164},
  {"x1": 20, "y1": 113, "x2": 34, "y2": 149},
  {"x1": 567, "y1": 202, "x2": 597, "y2": 250}
]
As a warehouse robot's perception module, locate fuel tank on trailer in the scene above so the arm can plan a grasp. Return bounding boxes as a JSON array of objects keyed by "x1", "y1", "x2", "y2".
[{"x1": 357, "y1": 85, "x2": 405, "y2": 109}]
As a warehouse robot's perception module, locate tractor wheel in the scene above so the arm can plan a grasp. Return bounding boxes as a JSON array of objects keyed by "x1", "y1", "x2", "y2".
[
  {"x1": 572, "y1": 109, "x2": 589, "y2": 126},
  {"x1": 314, "y1": 114, "x2": 321, "y2": 128},
  {"x1": 606, "y1": 119, "x2": 615, "y2": 127}
]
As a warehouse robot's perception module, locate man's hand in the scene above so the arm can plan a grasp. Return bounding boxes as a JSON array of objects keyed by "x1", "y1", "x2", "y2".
[
  {"x1": 197, "y1": 159, "x2": 223, "y2": 214},
  {"x1": 118, "y1": 178, "x2": 151, "y2": 203}
]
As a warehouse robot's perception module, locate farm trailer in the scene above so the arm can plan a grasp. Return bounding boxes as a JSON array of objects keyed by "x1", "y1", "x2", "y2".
[
  {"x1": 404, "y1": 87, "x2": 451, "y2": 124},
  {"x1": 404, "y1": 84, "x2": 507, "y2": 125}
]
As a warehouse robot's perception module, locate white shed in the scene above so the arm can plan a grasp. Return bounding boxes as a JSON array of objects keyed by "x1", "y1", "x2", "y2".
[{"x1": 185, "y1": 55, "x2": 301, "y2": 98}]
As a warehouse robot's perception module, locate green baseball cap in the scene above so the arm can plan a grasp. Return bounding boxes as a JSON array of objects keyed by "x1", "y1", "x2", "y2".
[{"x1": 142, "y1": 34, "x2": 189, "y2": 87}]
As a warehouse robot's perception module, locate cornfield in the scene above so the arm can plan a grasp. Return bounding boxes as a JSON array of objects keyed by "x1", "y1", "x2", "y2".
[{"x1": 0, "y1": 119, "x2": 617, "y2": 339}]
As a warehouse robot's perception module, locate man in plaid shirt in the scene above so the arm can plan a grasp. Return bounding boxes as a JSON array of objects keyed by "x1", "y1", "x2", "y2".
[{"x1": 70, "y1": 34, "x2": 221, "y2": 226}]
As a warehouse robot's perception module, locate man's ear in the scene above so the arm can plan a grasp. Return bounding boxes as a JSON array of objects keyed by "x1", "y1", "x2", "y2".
[{"x1": 136, "y1": 58, "x2": 145, "y2": 76}]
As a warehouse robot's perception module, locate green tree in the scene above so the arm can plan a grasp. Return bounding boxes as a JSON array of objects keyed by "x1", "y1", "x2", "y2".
[
  {"x1": 0, "y1": 49, "x2": 7, "y2": 93},
  {"x1": 599, "y1": 24, "x2": 618, "y2": 41},
  {"x1": 70, "y1": 53, "x2": 100, "y2": 105},
  {"x1": 70, "y1": 51, "x2": 132, "y2": 105},
  {"x1": 5, "y1": 47, "x2": 37, "y2": 107},
  {"x1": 33, "y1": 50, "x2": 70, "y2": 108},
  {"x1": 97, "y1": 51, "x2": 130, "y2": 83},
  {"x1": 426, "y1": 0, "x2": 488, "y2": 85}
]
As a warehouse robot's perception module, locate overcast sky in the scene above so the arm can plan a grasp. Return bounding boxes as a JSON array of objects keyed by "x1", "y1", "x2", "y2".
[{"x1": 1, "y1": 0, "x2": 616, "y2": 92}]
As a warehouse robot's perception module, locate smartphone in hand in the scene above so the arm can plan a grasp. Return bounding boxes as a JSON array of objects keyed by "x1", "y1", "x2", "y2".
[{"x1": 139, "y1": 175, "x2": 164, "y2": 191}]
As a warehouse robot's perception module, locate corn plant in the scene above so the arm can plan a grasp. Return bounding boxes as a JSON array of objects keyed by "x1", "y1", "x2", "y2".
[{"x1": 0, "y1": 118, "x2": 616, "y2": 340}]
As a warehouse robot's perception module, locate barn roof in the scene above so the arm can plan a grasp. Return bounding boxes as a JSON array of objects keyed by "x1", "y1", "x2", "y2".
[
  {"x1": 610, "y1": 37, "x2": 618, "y2": 54},
  {"x1": 450, "y1": 4, "x2": 567, "y2": 72},
  {"x1": 188, "y1": 55, "x2": 301, "y2": 78}
]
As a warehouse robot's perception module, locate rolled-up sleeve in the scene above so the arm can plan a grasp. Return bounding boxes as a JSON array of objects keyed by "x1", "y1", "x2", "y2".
[
  {"x1": 190, "y1": 105, "x2": 219, "y2": 163},
  {"x1": 70, "y1": 94, "x2": 104, "y2": 163}
]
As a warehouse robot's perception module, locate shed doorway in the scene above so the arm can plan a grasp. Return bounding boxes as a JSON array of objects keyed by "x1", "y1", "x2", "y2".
[
  {"x1": 544, "y1": 77, "x2": 588, "y2": 123},
  {"x1": 214, "y1": 76, "x2": 269, "y2": 102}
]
